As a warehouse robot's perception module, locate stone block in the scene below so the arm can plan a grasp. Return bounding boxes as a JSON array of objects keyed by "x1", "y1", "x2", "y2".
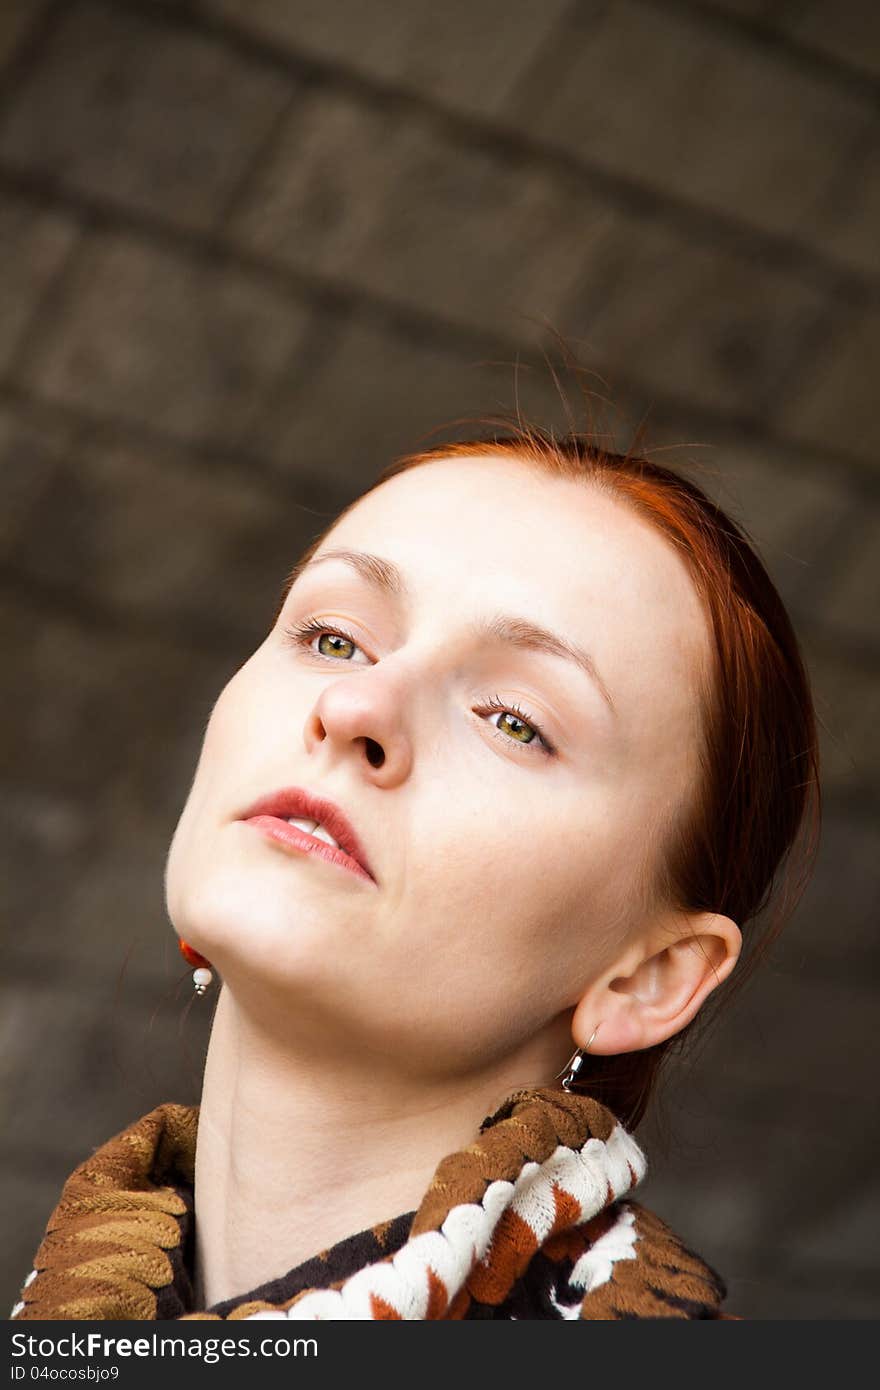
[
  {"x1": 778, "y1": 307, "x2": 880, "y2": 465},
  {"x1": 0, "y1": 0, "x2": 51, "y2": 72},
  {"x1": 741, "y1": 1266, "x2": 880, "y2": 1320},
  {"x1": 815, "y1": 505, "x2": 880, "y2": 641},
  {"x1": 230, "y1": 84, "x2": 597, "y2": 341},
  {"x1": 0, "y1": 590, "x2": 220, "y2": 808},
  {"x1": 0, "y1": 977, "x2": 209, "y2": 1189},
  {"x1": 681, "y1": 442, "x2": 858, "y2": 612},
  {"x1": 0, "y1": 779, "x2": 96, "y2": 955},
  {"x1": 254, "y1": 307, "x2": 606, "y2": 492},
  {"x1": 638, "y1": 1068, "x2": 880, "y2": 1317},
  {"x1": 561, "y1": 212, "x2": 836, "y2": 420},
  {"x1": 511, "y1": 0, "x2": 870, "y2": 253},
  {"x1": 22, "y1": 231, "x2": 310, "y2": 447},
  {"x1": 201, "y1": 0, "x2": 570, "y2": 118},
  {"x1": 708, "y1": 966, "x2": 875, "y2": 1102},
  {"x1": 693, "y1": 1, "x2": 773, "y2": 16},
  {"x1": 779, "y1": 806, "x2": 880, "y2": 971},
  {"x1": 3, "y1": 423, "x2": 307, "y2": 639},
  {"x1": 0, "y1": 193, "x2": 77, "y2": 373},
  {"x1": 640, "y1": 1080, "x2": 842, "y2": 1222},
  {"x1": 1, "y1": 576, "x2": 290, "y2": 983},
  {"x1": 792, "y1": 0, "x2": 880, "y2": 80},
  {"x1": 1, "y1": 762, "x2": 196, "y2": 988},
  {"x1": 698, "y1": 0, "x2": 880, "y2": 90},
  {"x1": 0, "y1": 398, "x2": 76, "y2": 551},
  {"x1": 254, "y1": 310, "x2": 531, "y2": 488},
  {"x1": 228, "y1": 88, "x2": 418, "y2": 284},
  {"x1": 816, "y1": 131, "x2": 880, "y2": 280},
  {"x1": 786, "y1": 1180, "x2": 880, "y2": 1275},
  {"x1": 0, "y1": 0, "x2": 293, "y2": 231},
  {"x1": 801, "y1": 636, "x2": 879, "y2": 792}
]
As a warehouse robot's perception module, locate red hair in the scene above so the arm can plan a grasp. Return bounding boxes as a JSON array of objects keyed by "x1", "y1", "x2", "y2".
[{"x1": 274, "y1": 414, "x2": 821, "y2": 1129}]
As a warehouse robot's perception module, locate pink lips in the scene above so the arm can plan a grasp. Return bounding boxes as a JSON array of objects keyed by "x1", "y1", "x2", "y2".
[{"x1": 238, "y1": 786, "x2": 377, "y2": 886}]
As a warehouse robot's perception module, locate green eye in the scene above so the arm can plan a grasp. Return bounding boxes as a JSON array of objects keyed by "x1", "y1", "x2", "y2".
[
  {"x1": 316, "y1": 631, "x2": 356, "y2": 659},
  {"x1": 284, "y1": 618, "x2": 363, "y2": 660},
  {"x1": 474, "y1": 696, "x2": 554, "y2": 757},
  {"x1": 496, "y1": 711, "x2": 535, "y2": 743}
]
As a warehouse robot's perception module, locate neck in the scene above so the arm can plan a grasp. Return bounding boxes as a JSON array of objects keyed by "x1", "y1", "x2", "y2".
[{"x1": 192, "y1": 984, "x2": 571, "y2": 1308}]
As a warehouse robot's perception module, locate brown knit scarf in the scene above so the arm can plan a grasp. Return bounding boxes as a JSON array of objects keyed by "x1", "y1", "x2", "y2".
[{"x1": 11, "y1": 1085, "x2": 732, "y2": 1320}]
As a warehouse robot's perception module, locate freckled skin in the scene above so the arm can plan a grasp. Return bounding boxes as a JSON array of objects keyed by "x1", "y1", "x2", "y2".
[{"x1": 165, "y1": 454, "x2": 739, "y2": 1076}]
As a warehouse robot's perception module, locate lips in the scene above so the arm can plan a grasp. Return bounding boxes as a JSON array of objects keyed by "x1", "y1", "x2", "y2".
[{"x1": 237, "y1": 786, "x2": 376, "y2": 884}]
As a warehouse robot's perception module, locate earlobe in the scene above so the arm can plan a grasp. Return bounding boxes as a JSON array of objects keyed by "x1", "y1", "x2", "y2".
[{"x1": 572, "y1": 911, "x2": 741, "y2": 1056}]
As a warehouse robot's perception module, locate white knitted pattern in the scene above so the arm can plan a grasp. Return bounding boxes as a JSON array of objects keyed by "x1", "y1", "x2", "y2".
[
  {"x1": 570, "y1": 1202, "x2": 639, "y2": 1291},
  {"x1": 245, "y1": 1121, "x2": 647, "y2": 1321},
  {"x1": 9, "y1": 1269, "x2": 38, "y2": 1318},
  {"x1": 548, "y1": 1204, "x2": 639, "y2": 1318}
]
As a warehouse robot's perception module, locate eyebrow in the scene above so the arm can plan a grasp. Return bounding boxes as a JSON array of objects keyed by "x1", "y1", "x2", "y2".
[{"x1": 293, "y1": 547, "x2": 616, "y2": 716}]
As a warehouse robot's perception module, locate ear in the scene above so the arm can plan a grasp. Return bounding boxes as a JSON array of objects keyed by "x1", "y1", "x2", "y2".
[{"x1": 571, "y1": 911, "x2": 741, "y2": 1055}]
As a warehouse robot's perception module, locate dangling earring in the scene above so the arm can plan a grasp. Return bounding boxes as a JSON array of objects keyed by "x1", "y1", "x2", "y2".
[
  {"x1": 178, "y1": 938, "x2": 214, "y2": 996},
  {"x1": 556, "y1": 1023, "x2": 600, "y2": 1093}
]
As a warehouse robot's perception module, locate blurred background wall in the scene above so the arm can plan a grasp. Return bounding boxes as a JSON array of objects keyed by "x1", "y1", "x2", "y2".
[{"x1": 1, "y1": 0, "x2": 878, "y2": 1320}]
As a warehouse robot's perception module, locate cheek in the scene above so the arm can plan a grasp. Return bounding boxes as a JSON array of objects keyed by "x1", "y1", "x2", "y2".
[
  {"x1": 200, "y1": 671, "x2": 255, "y2": 768},
  {"x1": 164, "y1": 667, "x2": 262, "y2": 910},
  {"x1": 186, "y1": 656, "x2": 273, "y2": 803},
  {"x1": 368, "y1": 818, "x2": 624, "y2": 1069},
  {"x1": 402, "y1": 809, "x2": 623, "y2": 992}
]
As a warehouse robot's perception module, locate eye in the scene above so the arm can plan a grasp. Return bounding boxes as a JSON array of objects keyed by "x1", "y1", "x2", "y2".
[
  {"x1": 473, "y1": 695, "x2": 555, "y2": 757},
  {"x1": 283, "y1": 619, "x2": 556, "y2": 757},
  {"x1": 283, "y1": 617, "x2": 367, "y2": 662}
]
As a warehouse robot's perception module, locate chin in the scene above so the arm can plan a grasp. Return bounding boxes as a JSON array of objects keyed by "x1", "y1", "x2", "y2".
[{"x1": 177, "y1": 862, "x2": 344, "y2": 971}]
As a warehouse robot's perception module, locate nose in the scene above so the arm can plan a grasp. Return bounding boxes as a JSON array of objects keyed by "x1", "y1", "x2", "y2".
[{"x1": 303, "y1": 673, "x2": 412, "y2": 782}]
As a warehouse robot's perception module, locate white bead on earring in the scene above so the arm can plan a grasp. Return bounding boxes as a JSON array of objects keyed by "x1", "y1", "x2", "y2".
[
  {"x1": 178, "y1": 939, "x2": 215, "y2": 996},
  {"x1": 192, "y1": 967, "x2": 213, "y2": 996}
]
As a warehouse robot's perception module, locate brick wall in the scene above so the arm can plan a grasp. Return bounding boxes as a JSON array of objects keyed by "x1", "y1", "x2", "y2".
[{"x1": 2, "y1": 0, "x2": 878, "y2": 1319}]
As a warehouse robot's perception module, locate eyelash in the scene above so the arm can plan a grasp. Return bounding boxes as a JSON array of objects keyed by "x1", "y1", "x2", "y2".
[{"x1": 282, "y1": 617, "x2": 555, "y2": 758}]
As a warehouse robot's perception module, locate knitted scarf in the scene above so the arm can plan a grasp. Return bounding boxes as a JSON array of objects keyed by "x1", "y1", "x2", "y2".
[{"x1": 10, "y1": 1085, "x2": 731, "y2": 1320}]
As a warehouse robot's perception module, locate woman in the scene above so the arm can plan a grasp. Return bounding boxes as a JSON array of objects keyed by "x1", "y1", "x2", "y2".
[{"x1": 11, "y1": 421, "x2": 819, "y2": 1320}]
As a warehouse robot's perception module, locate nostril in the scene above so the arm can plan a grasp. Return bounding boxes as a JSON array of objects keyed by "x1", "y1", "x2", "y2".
[{"x1": 365, "y1": 737, "x2": 384, "y2": 768}]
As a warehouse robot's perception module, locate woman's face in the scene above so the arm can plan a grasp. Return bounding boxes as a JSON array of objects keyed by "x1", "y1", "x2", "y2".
[{"x1": 165, "y1": 455, "x2": 712, "y2": 1079}]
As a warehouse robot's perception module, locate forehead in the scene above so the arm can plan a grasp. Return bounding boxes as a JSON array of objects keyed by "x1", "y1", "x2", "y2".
[{"x1": 313, "y1": 457, "x2": 711, "y2": 727}]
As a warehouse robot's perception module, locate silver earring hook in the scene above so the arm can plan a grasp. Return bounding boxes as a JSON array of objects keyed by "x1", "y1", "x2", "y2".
[{"x1": 555, "y1": 1023, "x2": 601, "y2": 1092}]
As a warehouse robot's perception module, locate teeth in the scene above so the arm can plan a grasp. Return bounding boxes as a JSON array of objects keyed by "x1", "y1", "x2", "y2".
[
  {"x1": 310, "y1": 823, "x2": 341, "y2": 849},
  {"x1": 285, "y1": 817, "x2": 340, "y2": 850}
]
